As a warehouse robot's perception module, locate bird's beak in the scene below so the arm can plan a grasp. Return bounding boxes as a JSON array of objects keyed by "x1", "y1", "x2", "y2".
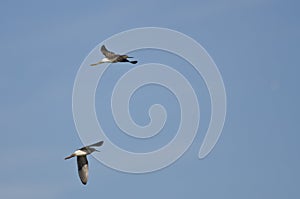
[
  {"x1": 64, "y1": 154, "x2": 75, "y2": 160},
  {"x1": 127, "y1": 56, "x2": 133, "y2": 58},
  {"x1": 95, "y1": 149, "x2": 101, "y2": 152},
  {"x1": 90, "y1": 61, "x2": 103, "y2": 66}
]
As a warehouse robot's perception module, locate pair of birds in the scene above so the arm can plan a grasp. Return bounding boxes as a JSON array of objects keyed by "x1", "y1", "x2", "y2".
[{"x1": 65, "y1": 46, "x2": 138, "y2": 185}]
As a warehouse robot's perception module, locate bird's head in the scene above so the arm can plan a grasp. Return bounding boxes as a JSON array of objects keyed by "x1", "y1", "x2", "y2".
[
  {"x1": 123, "y1": 55, "x2": 133, "y2": 59},
  {"x1": 89, "y1": 148, "x2": 100, "y2": 154}
]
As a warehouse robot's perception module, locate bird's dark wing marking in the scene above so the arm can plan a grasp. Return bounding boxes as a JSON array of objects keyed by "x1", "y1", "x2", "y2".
[
  {"x1": 101, "y1": 45, "x2": 118, "y2": 59},
  {"x1": 77, "y1": 156, "x2": 88, "y2": 185}
]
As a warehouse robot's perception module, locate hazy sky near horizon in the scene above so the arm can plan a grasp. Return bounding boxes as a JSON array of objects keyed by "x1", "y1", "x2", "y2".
[{"x1": 1, "y1": 0, "x2": 299, "y2": 198}]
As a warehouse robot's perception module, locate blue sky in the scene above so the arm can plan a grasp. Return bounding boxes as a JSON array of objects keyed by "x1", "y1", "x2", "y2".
[{"x1": 1, "y1": 0, "x2": 299, "y2": 198}]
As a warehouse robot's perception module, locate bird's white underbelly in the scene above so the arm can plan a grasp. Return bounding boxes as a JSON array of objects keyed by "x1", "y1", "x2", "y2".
[{"x1": 101, "y1": 57, "x2": 111, "y2": 63}]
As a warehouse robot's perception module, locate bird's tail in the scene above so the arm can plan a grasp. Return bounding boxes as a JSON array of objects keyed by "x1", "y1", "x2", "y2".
[{"x1": 130, "y1": 61, "x2": 138, "y2": 64}]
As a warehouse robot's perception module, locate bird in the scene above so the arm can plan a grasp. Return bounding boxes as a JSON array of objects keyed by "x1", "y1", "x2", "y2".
[
  {"x1": 90, "y1": 45, "x2": 138, "y2": 66},
  {"x1": 65, "y1": 141, "x2": 104, "y2": 185}
]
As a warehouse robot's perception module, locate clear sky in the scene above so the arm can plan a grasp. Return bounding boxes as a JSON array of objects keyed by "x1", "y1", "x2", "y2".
[{"x1": 1, "y1": 0, "x2": 299, "y2": 198}]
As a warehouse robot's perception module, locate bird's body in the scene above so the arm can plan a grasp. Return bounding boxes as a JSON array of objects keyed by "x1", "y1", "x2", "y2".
[
  {"x1": 90, "y1": 45, "x2": 138, "y2": 66},
  {"x1": 65, "y1": 141, "x2": 104, "y2": 185}
]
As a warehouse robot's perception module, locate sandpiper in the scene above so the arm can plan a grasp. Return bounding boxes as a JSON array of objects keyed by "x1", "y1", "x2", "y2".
[
  {"x1": 90, "y1": 45, "x2": 138, "y2": 66},
  {"x1": 65, "y1": 141, "x2": 104, "y2": 185}
]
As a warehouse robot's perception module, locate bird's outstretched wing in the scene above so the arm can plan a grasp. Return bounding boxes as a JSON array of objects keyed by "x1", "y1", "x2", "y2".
[
  {"x1": 79, "y1": 141, "x2": 104, "y2": 150},
  {"x1": 101, "y1": 45, "x2": 118, "y2": 59},
  {"x1": 77, "y1": 156, "x2": 88, "y2": 185},
  {"x1": 87, "y1": 141, "x2": 104, "y2": 148}
]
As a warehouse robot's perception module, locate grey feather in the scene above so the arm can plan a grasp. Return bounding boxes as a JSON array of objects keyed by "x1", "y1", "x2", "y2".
[
  {"x1": 88, "y1": 141, "x2": 104, "y2": 148},
  {"x1": 101, "y1": 45, "x2": 119, "y2": 59}
]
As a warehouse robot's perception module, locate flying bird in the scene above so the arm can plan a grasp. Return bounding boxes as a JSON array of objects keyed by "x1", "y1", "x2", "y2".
[
  {"x1": 90, "y1": 45, "x2": 138, "y2": 66},
  {"x1": 65, "y1": 141, "x2": 104, "y2": 185}
]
